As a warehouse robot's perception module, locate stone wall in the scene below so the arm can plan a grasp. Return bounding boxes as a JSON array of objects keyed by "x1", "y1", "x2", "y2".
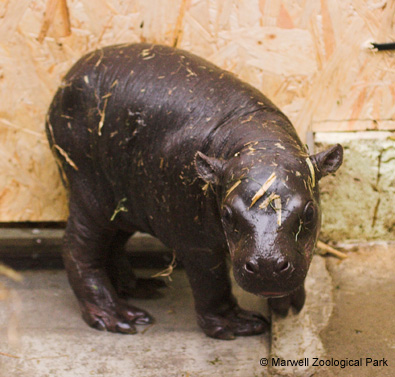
[{"x1": 317, "y1": 132, "x2": 395, "y2": 242}]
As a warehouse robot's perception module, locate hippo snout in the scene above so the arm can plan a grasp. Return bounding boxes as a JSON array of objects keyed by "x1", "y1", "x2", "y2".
[
  {"x1": 244, "y1": 257, "x2": 294, "y2": 278},
  {"x1": 233, "y1": 251, "x2": 308, "y2": 297}
]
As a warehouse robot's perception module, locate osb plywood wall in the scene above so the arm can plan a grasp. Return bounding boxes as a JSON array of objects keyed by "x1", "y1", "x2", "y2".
[{"x1": 0, "y1": 0, "x2": 394, "y2": 221}]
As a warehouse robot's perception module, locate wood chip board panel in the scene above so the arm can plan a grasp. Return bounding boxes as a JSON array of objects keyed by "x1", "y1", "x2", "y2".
[{"x1": 0, "y1": 0, "x2": 394, "y2": 221}]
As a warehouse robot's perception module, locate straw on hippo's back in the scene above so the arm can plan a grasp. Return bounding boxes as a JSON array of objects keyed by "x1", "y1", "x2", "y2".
[{"x1": 46, "y1": 43, "x2": 343, "y2": 339}]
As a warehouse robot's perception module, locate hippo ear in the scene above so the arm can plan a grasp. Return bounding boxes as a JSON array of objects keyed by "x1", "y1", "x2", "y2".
[
  {"x1": 310, "y1": 144, "x2": 343, "y2": 180},
  {"x1": 195, "y1": 151, "x2": 224, "y2": 185}
]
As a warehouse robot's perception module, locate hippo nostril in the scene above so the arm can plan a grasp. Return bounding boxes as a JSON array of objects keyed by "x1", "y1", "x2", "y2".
[{"x1": 245, "y1": 261, "x2": 257, "y2": 274}]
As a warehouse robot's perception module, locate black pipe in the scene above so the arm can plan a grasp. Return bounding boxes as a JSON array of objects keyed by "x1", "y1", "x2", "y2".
[{"x1": 371, "y1": 42, "x2": 395, "y2": 51}]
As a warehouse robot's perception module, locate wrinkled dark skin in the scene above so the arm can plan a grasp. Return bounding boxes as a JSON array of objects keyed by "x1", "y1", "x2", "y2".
[{"x1": 46, "y1": 43, "x2": 343, "y2": 339}]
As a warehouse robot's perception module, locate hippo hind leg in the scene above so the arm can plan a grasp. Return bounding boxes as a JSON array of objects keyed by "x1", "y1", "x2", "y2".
[
  {"x1": 63, "y1": 198, "x2": 153, "y2": 334},
  {"x1": 106, "y1": 230, "x2": 167, "y2": 299},
  {"x1": 181, "y1": 248, "x2": 270, "y2": 340}
]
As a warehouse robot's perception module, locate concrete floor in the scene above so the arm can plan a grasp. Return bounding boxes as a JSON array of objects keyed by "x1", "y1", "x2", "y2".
[
  {"x1": 320, "y1": 242, "x2": 395, "y2": 377},
  {"x1": 0, "y1": 238, "x2": 394, "y2": 377},
  {"x1": 0, "y1": 268, "x2": 269, "y2": 377}
]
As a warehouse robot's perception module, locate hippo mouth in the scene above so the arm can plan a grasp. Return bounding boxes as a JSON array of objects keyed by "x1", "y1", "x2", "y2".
[
  {"x1": 259, "y1": 291, "x2": 289, "y2": 298},
  {"x1": 258, "y1": 283, "x2": 305, "y2": 298}
]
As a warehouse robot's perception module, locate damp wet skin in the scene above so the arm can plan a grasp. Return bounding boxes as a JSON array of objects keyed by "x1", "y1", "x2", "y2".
[
  {"x1": 46, "y1": 43, "x2": 343, "y2": 339},
  {"x1": 217, "y1": 153, "x2": 321, "y2": 297},
  {"x1": 196, "y1": 142, "x2": 342, "y2": 319}
]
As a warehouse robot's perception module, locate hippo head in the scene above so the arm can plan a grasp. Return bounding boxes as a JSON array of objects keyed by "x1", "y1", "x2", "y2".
[{"x1": 195, "y1": 143, "x2": 343, "y2": 297}]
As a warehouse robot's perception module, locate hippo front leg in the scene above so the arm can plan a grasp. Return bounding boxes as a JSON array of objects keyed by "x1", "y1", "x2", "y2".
[
  {"x1": 268, "y1": 285, "x2": 306, "y2": 316},
  {"x1": 63, "y1": 202, "x2": 153, "y2": 334},
  {"x1": 180, "y1": 249, "x2": 269, "y2": 340}
]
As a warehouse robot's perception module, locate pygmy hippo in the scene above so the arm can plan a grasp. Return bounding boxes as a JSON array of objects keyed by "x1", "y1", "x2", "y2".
[{"x1": 46, "y1": 43, "x2": 343, "y2": 340}]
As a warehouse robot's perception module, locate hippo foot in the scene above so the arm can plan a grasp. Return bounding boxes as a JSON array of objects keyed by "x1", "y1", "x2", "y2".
[
  {"x1": 115, "y1": 277, "x2": 167, "y2": 299},
  {"x1": 268, "y1": 285, "x2": 306, "y2": 317},
  {"x1": 80, "y1": 300, "x2": 154, "y2": 334},
  {"x1": 197, "y1": 305, "x2": 269, "y2": 340}
]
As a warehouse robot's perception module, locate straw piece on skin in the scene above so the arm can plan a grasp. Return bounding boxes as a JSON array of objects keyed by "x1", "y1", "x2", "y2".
[
  {"x1": 258, "y1": 192, "x2": 280, "y2": 210},
  {"x1": 250, "y1": 172, "x2": 276, "y2": 208},
  {"x1": 224, "y1": 180, "x2": 241, "y2": 200},
  {"x1": 306, "y1": 157, "x2": 315, "y2": 188},
  {"x1": 274, "y1": 197, "x2": 282, "y2": 225}
]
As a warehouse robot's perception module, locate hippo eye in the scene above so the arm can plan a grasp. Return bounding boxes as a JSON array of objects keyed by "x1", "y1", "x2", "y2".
[
  {"x1": 303, "y1": 201, "x2": 315, "y2": 224},
  {"x1": 222, "y1": 205, "x2": 233, "y2": 224}
]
